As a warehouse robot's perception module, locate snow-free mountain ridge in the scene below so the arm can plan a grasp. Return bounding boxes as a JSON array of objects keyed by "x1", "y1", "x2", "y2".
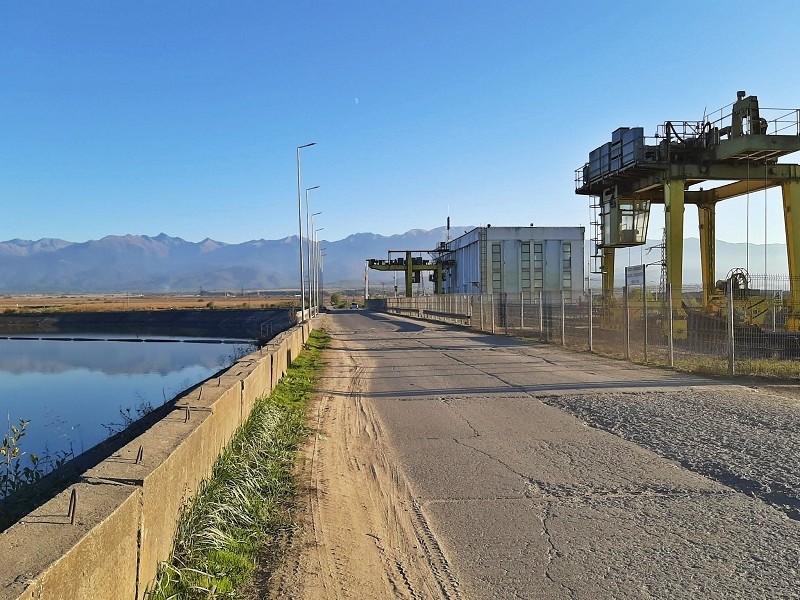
[{"x1": 0, "y1": 228, "x2": 790, "y2": 293}]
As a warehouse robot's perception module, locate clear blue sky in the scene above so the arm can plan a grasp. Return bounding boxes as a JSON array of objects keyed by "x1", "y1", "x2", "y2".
[{"x1": 2, "y1": 1, "x2": 800, "y2": 245}]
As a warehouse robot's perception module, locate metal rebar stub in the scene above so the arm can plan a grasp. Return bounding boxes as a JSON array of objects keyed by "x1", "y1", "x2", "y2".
[
  {"x1": 68, "y1": 488, "x2": 77, "y2": 525},
  {"x1": 184, "y1": 406, "x2": 191, "y2": 423},
  {"x1": 135, "y1": 445, "x2": 144, "y2": 465}
]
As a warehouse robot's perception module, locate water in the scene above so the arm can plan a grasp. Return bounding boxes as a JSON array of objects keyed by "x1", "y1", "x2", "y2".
[{"x1": 0, "y1": 336, "x2": 254, "y2": 468}]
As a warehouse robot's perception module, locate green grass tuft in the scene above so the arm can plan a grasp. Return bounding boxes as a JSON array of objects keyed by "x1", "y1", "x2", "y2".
[{"x1": 148, "y1": 329, "x2": 330, "y2": 599}]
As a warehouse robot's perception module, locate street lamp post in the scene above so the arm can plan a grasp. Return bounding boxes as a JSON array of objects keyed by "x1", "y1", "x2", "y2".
[
  {"x1": 305, "y1": 186, "x2": 320, "y2": 317},
  {"x1": 313, "y1": 223, "x2": 324, "y2": 315},
  {"x1": 320, "y1": 249, "x2": 327, "y2": 309},
  {"x1": 296, "y1": 143, "x2": 316, "y2": 322}
]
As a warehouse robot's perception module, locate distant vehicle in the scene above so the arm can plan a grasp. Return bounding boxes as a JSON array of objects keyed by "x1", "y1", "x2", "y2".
[{"x1": 349, "y1": 302, "x2": 360, "y2": 310}]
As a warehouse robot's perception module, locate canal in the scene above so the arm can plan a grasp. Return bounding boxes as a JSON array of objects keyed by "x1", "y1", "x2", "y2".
[{"x1": 0, "y1": 335, "x2": 253, "y2": 473}]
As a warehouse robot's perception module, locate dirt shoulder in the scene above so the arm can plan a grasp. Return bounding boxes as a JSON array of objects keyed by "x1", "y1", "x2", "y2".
[{"x1": 249, "y1": 315, "x2": 459, "y2": 599}]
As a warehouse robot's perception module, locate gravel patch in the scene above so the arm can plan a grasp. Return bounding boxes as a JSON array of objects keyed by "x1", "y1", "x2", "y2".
[{"x1": 539, "y1": 388, "x2": 800, "y2": 520}]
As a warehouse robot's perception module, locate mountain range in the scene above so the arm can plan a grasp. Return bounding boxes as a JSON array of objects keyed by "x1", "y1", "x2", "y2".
[
  {"x1": 0, "y1": 228, "x2": 791, "y2": 293},
  {"x1": 0, "y1": 228, "x2": 463, "y2": 293}
]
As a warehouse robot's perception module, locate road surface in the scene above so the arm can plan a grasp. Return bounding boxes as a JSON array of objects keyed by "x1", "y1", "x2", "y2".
[{"x1": 262, "y1": 310, "x2": 800, "y2": 599}]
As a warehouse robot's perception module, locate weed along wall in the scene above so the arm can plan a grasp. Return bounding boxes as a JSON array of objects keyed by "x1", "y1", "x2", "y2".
[{"x1": 0, "y1": 321, "x2": 314, "y2": 600}]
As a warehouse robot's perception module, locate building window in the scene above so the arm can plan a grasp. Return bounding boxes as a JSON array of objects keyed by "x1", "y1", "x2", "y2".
[
  {"x1": 491, "y1": 243, "x2": 502, "y2": 292},
  {"x1": 533, "y1": 243, "x2": 543, "y2": 290},
  {"x1": 562, "y1": 242, "x2": 572, "y2": 300},
  {"x1": 521, "y1": 242, "x2": 531, "y2": 290}
]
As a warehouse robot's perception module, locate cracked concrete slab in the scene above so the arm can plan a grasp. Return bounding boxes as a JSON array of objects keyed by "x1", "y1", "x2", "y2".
[{"x1": 319, "y1": 311, "x2": 800, "y2": 599}]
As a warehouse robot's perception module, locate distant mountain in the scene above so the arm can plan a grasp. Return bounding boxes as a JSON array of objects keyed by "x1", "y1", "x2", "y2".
[
  {"x1": 0, "y1": 228, "x2": 789, "y2": 293},
  {"x1": 0, "y1": 227, "x2": 471, "y2": 294},
  {"x1": 599, "y1": 237, "x2": 790, "y2": 287}
]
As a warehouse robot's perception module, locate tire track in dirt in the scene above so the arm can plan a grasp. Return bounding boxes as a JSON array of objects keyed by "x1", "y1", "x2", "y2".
[{"x1": 251, "y1": 316, "x2": 459, "y2": 599}]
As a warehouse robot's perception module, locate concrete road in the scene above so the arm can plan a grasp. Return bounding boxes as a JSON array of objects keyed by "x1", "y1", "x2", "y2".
[{"x1": 324, "y1": 309, "x2": 800, "y2": 599}]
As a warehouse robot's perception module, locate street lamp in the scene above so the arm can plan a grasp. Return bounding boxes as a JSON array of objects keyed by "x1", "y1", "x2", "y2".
[
  {"x1": 311, "y1": 210, "x2": 323, "y2": 314},
  {"x1": 305, "y1": 186, "x2": 320, "y2": 317},
  {"x1": 296, "y1": 143, "x2": 316, "y2": 321},
  {"x1": 313, "y1": 224, "x2": 324, "y2": 314},
  {"x1": 319, "y1": 248, "x2": 327, "y2": 310}
]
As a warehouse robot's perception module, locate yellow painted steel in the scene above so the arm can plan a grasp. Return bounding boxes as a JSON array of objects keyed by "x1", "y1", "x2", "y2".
[
  {"x1": 698, "y1": 202, "x2": 716, "y2": 309},
  {"x1": 405, "y1": 251, "x2": 413, "y2": 297},
  {"x1": 664, "y1": 180, "x2": 687, "y2": 338},
  {"x1": 782, "y1": 181, "x2": 800, "y2": 330},
  {"x1": 367, "y1": 251, "x2": 442, "y2": 297}
]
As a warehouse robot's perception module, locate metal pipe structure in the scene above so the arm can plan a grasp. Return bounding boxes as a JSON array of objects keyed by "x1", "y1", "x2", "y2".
[{"x1": 296, "y1": 143, "x2": 316, "y2": 321}]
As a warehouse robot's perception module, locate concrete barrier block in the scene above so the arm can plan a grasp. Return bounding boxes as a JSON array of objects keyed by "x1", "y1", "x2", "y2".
[
  {"x1": 0, "y1": 482, "x2": 140, "y2": 600},
  {"x1": 242, "y1": 356, "x2": 269, "y2": 414},
  {"x1": 136, "y1": 413, "x2": 219, "y2": 596},
  {"x1": 83, "y1": 407, "x2": 217, "y2": 598}
]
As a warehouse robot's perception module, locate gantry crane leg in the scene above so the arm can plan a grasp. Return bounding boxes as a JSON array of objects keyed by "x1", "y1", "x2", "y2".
[
  {"x1": 782, "y1": 181, "x2": 800, "y2": 330},
  {"x1": 698, "y1": 202, "x2": 717, "y2": 310},
  {"x1": 405, "y1": 251, "x2": 413, "y2": 297},
  {"x1": 602, "y1": 247, "x2": 615, "y2": 298},
  {"x1": 665, "y1": 180, "x2": 687, "y2": 337}
]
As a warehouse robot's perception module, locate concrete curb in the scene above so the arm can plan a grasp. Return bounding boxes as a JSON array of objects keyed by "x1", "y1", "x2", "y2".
[{"x1": 0, "y1": 321, "x2": 314, "y2": 600}]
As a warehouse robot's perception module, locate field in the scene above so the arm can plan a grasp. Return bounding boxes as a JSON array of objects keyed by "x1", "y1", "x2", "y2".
[{"x1": 0, "y1": 294, "x2": 299, "y2": 313}]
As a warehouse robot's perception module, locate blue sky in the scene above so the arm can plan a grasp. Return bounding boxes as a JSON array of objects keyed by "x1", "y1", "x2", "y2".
[{"x1": 2, "y1": 1, "x2": 800, "y2": 245}]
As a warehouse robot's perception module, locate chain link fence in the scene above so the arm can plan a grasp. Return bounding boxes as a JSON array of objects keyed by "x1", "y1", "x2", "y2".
[{"x1": 385, "y1": 276, "x2": 800, "y2": 378}]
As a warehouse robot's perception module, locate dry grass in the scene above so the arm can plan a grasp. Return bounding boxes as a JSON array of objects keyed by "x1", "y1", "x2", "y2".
[{"x1": 0, "y1": 294, "x2": 298, "y2": 314}]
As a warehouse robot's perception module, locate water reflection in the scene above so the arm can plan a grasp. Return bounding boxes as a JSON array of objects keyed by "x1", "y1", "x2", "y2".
[
  {"x1": 0, "y1": 338, "x2": 253, "y2": 470},
  {"x1": 0, "y1": 337, "x2": 247, "y2": 375}
]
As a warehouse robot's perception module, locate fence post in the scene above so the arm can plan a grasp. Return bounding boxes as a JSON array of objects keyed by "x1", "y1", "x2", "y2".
[
  {"x1": 728, "y1": 283, "x2": 735, "y2": 376},
  {"x1": 520, "y1": 291, "x2": 525, "y2": 331},
  {"x1": 643, "y1": 282, "x2": 648, "y2": 363},
  {"x1": 588, "y1": 289, "x2": 593, "y2": 352},
  {"x1": 623, "y1": 286, "x2": 630, "y2": 360},
  {"x1": 667, "y1": 283, "x2": 674, "y2": 367},
  {"x1": 773, "y1": 303, "x2": 777, "y2": 332},
  {"x1": 560, "y1": 290, "x2": 566, "y2": 345},
  {"x1": 538, "y1": 290, "x2": 544, "y2": 338},
  {"x1": 480, "y1": 294, "x2": 484, "y2": 330},
  {"x1": 503, "y1": 293, "x2": 508, "y2": 334},
  {"x1": 491, "y1": 293, "x2": 496, "y2": 334}
]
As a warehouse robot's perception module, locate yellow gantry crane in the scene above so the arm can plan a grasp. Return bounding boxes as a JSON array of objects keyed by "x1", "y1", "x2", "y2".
[
  {"x1": 368, "y1": 250, "x2": 445, "y2": 297},
  {"x1": 576, "y1": 91, "x2": 800, "y2": 333}
]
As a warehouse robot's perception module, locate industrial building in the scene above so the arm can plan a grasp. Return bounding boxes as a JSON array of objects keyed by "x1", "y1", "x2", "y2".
[{"x1": 439, "y1": 226, "x2": 585, "y2": 301}]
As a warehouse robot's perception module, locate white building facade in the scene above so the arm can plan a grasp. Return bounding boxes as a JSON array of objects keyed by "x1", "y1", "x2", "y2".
[{"x1": 440, "y1": 226, "x2": 585, "y2": 301}]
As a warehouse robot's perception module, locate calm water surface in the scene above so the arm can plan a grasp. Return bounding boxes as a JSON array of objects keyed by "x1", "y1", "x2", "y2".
[{"x1": 0, "y1": 336, "x2": 253, "y2": 463}]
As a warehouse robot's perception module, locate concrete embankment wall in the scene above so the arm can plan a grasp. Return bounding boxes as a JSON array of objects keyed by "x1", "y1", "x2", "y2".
[
  {"x1": 0, "y1": 307, "x2": 293, "y2": 340},
  {"x1": 0, "y1": 320, "x2": 314, "y2": 600}
]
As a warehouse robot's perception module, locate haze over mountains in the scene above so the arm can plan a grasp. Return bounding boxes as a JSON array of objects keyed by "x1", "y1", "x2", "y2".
[
  {"x1": 0, "y1": 228, "x2": 461, "y2": 293},
  {"x1": 0, "y1": 227, "x2": 790, "y2": 293}
]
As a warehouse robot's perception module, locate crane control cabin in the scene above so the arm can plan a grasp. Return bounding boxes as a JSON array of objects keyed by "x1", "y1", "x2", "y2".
[{"x1": 575, "y1": 91, "x2": 800, "y2": 331}]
